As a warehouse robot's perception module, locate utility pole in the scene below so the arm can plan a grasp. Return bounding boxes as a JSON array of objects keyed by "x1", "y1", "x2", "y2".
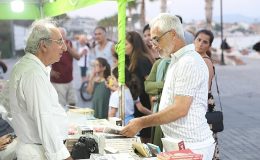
[
  {"x1": 220, "y1": 0, "x2": 225, "y2": 65},
  {"x1": 10, "y1": 20, "x2": 15, "y2": 57}
]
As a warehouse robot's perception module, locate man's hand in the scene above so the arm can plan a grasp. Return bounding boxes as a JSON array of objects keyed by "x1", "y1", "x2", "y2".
[
  {"x1": 0, "y1": 144, "x2": 8, "y2": 151},
  {"x1": 50, "y1": 70, "x2": 61, "y2": 79},
  {"x1": 0, "y1": 135, "x2": 12, "y2": 151},
  {"x1": 64, "y1": 156, "x2": 73, "y2": 160},
  {"x1": 120, "y1": 118, "x2": 143, "y2": 137},
  {"x1": 151, "y1": 96, "x2": 157, "y2": 102},
  {"x1": 105, "y1": 76, "x2": 118, "y2": 91},
  {"x1": 65, "y1": 40, "x2": 73, "y2": 53}
]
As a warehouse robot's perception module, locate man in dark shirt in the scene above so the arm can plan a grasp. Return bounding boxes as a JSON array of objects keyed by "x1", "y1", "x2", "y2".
[{"x1": 51, "y1": 27, "x2": 85, "y2": 107}]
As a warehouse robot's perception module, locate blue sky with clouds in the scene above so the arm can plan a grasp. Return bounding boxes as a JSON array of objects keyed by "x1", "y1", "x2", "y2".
[{"x1": 68, "y1": 0, "x2": 260, "y2": 22}]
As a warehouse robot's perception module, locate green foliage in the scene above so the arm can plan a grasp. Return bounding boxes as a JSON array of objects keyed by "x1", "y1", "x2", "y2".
[
  {"x1": 230, "y1": 27, "x2": 253, "y2": 34},
  {"x1": 53, "y1": 13, "x2": 70, "y2": 26},
  {"x1": 127, "y1": 1, "x2": 138, "y2": 10},
  {"x1": 213, "y1": 23, "x2": 221, "y2": 32},
  {"x1": 98, "y1": 14, "x2": 118, "y2": 27},
  {"x1": 131, "y1": 13, "x2": 141, "y2": 24}
]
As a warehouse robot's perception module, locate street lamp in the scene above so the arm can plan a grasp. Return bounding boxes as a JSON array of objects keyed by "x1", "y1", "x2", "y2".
[{"x1": 220, "y1": 0, "x2": 225, "y2": 65}]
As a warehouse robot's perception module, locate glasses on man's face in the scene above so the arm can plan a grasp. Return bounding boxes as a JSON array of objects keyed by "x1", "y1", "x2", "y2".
[
  {"x1": 47, "y1": 38, "x2": 65, "y2": 46},
  {"x1": 151, "y1": 30, "x2": 172, "y2": 45}
]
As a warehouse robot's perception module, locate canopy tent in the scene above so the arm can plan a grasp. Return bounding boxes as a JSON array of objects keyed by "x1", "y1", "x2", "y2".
[
  {"x1": 0, "y1": 0, "x2": 112, "y2": 20},
  {"x1": 0, "y1": 0, "x2": 127, "y2": 122}
]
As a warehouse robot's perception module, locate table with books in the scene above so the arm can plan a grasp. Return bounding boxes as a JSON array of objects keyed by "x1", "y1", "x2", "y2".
[{"x1": 66, "y1": 108, "x2": 203, "y2": 160}]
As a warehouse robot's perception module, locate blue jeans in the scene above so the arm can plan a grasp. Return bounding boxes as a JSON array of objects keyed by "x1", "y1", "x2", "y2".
[{"x1": 125, "y1": 115, "x2": 134, "y2": 125}]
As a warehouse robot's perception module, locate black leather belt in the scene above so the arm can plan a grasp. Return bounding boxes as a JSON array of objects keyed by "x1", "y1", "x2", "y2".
[{"x1": 33, "y1": 143, "x2": 42, "y2": 145}]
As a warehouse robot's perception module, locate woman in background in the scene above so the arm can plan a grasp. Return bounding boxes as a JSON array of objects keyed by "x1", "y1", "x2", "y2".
[
  {"x1": 126, "y1": 31, "x2": 153, "y2": 143},
  {"x1": 87, "y1": 57, "x2": 111, "y2": 119},
  {"x1": 194, "y1": 29, "x2": 219, "y2": 160},
  {"x1": 143, "y1": 24, "x2": 160, "y2": 61}
]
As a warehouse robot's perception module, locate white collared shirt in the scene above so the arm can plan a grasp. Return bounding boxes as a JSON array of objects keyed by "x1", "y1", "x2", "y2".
[
  {"x1": 159, "y1": 44, "x2": 214, "y2": 144},
  {"x1": 9, "y1": 53, "x2": 70, "y2": 160}
]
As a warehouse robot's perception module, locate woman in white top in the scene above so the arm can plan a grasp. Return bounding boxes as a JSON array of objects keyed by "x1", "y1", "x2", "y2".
[{"x1": 108, "y1": 67, "x2": 152, "y2": 125}]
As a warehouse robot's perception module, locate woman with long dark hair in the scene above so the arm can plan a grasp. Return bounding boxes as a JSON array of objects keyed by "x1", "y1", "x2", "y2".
[
  {"x1": 126, "y1": 31, "x2": 153, "y2": 143},
  {"x1": 194, "y1": 29, "x2": 220, "y2": 160},
  {"x1": 87, "y1": 57, "x2": 111, "y2": 119}
]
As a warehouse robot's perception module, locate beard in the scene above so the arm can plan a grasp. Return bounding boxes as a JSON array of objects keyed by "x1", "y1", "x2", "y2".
[{"x1": 158, "y1": 45, "x2": 173, "y2": 58}]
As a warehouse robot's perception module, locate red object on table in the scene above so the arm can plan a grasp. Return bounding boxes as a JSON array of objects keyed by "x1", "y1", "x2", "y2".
[{"x1": 157, "y1": 149, "x2": 203, "y2": 160}]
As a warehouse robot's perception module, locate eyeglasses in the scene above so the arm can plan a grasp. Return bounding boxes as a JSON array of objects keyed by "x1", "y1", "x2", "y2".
[
  {"x1": 47, "y1": 38, "x2": 65, "y2": 46},
  {"x1": 151, "y1": 30, "x2": 172, "y2": 45}
]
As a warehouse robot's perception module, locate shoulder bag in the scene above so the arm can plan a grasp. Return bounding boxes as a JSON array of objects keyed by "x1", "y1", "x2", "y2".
[{"x1": 205, "y1": 63, "x2": 224, "y2": 133}]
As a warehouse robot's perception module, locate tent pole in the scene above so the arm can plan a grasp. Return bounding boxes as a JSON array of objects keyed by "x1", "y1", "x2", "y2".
[
  {"x1": 119, "y1": 85, "x2": 125, "y2": 126},
  {"x1": 117, "y1": 0, "x2": 127, "y2": 126},
  {"x1": 39, "y1": 0, "x2": 44, "y2": 18},
  {"x1": 10, "y1": 20, "x2": 15, "y2": 57}
]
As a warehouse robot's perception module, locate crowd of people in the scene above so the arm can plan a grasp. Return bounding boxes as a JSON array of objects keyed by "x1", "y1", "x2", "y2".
[{"x1": 0, "y1": 13, "x2": 221, "y2": 160}]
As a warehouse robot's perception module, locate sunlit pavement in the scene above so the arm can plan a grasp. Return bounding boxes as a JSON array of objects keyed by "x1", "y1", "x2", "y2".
[{"x1": 213, "y1": 57, "x2": 260, "y2": 159}]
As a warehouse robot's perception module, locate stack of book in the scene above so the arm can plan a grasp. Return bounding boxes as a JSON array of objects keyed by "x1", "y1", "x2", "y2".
[
  {"x1": 157, "y1": 149, "x2": 203, "y2": 160},
  {"x1": 68, "y1": 107, "x2": 94, "y2": 116},
  {"x1": 132, "y1": 142, "x2": 161, "y2": 157}
]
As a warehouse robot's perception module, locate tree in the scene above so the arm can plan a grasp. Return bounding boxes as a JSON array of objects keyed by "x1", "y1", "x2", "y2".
[
  {"x1": 140, "y1": 0, "x2": 146, "y2": 28},
  {"x1": 54, "y1": 13, "x2": 70, "y2": 26},
  {"x1": 129, "y1": 0, "x2": 146, "y2": 30},
  {"x1": 213, "y1": 23, "x2": 221, "y2": 32},
  {"x1": 98, "y1": 14, "x2": 118, "y2": 39},
  {"x1": 160, "y1": 0, "x2": 167, "y2": 13},
  {"x1": 127, "y1": 1, "x2": 138, "y2": 30},
  {"x1": 205, "y1": 0, "x2": 213, "y2": 30}
]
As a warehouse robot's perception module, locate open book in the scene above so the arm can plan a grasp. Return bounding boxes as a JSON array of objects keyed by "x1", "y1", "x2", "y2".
[{"x1": 103, "y1": 125, "x2": 123, "y2": 135}]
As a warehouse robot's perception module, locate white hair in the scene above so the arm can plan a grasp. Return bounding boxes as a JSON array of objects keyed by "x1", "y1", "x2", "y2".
[
  {"x1": 24, "y1": 18, "x2": 57, "y2": 55},
  {"x1": 59, "y1": 27, "x2": 67, "y2": 37},
  {"x1": 149, "y1": 13, "x2": 185, "y2": 41}
]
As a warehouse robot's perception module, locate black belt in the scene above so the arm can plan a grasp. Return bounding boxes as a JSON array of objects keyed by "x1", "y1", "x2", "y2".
[
  {"x1": 31, "y1": 140, "x2": 66, "y2": 145},
  {"x1": 33, "y1": 141, "x2": 65, "y2": 145},
  {"x1": 33, "y1": 143, "x2": 42, "y2": 145}
]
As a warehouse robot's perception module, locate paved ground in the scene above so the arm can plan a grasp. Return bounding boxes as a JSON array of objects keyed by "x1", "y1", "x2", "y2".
[
  {"x1": 3, "y1": 56, "x2": 260, "y2": 159},
  {"x1": 213, "y1": 58, "x2": 260, "y2": 159}
]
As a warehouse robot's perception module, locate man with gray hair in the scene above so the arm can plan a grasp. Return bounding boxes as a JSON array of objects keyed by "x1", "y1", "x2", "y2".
[
  {"x1": 9, "y1": 19, "x2": 73, "y2": 160},
  {"x1": 121, "y1": 13, "x2": 215, "y2": 159}
]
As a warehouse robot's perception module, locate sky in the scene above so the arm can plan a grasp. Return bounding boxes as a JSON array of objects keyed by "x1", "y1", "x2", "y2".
[{"x1": 67, "y1": 0, "x2": 260, "y2": 23}]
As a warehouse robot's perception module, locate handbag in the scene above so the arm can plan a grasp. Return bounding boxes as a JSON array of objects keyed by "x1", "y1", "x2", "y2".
[
  {"x1": 205, "y1": 66, "x2": 224, "y2": 133},
  {"x1": 206, "y1": 111, "x2": 223, "y2": 133}
]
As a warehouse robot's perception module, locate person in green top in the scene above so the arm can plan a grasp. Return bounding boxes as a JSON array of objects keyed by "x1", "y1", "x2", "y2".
[
  {"x1": 144, "y1": 57, "x2": 170, "y2": 150},
  {"x1": 87, "y1": 57, "x2": 111, "y2": 119}
]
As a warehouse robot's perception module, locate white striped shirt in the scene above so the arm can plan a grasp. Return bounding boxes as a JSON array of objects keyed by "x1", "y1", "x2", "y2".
[{"x1": 159, "y1": 44, "x2": 214, "y2": 144}]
